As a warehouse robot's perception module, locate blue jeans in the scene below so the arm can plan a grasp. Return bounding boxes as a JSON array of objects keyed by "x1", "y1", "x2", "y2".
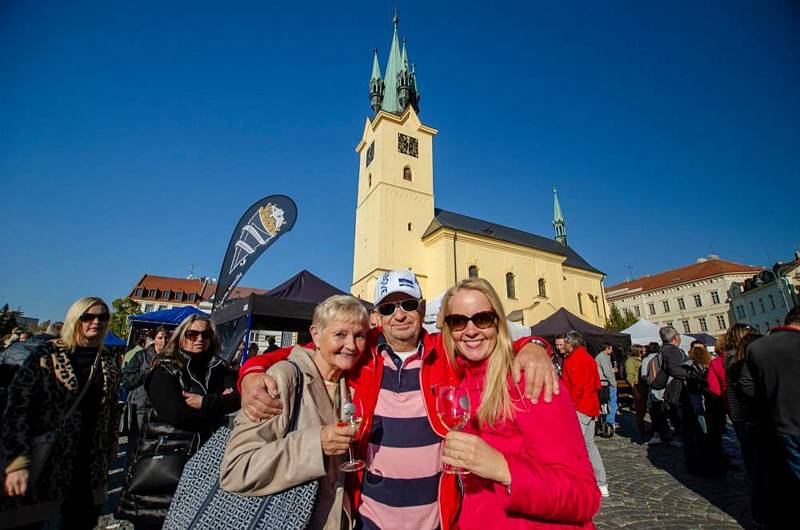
[
  {"x1": 606, "y1": 386, "x2": 618, "y2": 424},
  {"x1": 782, "y1": 434, "x2": 800, "y2": 482}
]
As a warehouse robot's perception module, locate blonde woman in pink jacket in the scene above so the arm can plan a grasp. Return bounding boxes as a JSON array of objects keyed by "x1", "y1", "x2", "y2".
[{"x1": 440, "y1": 279, "x2": 600, "y2": 529}]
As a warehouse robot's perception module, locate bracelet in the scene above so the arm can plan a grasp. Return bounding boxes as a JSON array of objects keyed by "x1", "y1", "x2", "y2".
[
  {"x1": 502, "y1": 479, "x2": 512, "y2": 495},
  {"x1": 528, "y1": 338, "x2": 548, "y2": 350}
]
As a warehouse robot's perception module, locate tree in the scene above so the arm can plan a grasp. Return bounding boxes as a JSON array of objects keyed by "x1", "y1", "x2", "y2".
[
  {"x1": 605, "y1": 303, "x2": 638, "y2": 332},
  {"x1": 110, "y1": 297, "x2": 142, "y2": 340},
  {"x1": 36, "y1": 320, "x2": 52, "y2": 333},
  {"x1": 0, "y1": 304, "x2": 19, "y2": 336}
]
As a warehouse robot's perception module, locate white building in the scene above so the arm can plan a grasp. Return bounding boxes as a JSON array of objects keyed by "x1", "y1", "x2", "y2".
[
  {"x1": 606, "y1": 256, "x2": 762, "y2": 337},
  {"x1": 729, "y1": 254, "x2": 800, "y2": 334}
]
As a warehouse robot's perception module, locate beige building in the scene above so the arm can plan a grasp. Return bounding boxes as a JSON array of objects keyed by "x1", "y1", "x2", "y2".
[
  {"x1": 351, "y1": 16, "x2": 606, "y2": 326},
  {"x1": 729, "y1": 254, "x2": 800, "y2": 334},
  {"x1": 605, "y1": 257, "x2": 762, "y2": 337}
]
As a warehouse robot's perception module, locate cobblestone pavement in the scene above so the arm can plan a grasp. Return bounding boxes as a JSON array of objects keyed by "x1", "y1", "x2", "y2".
[{"x1": 94, "y1": 412, "x2": 754, "y2": 529}]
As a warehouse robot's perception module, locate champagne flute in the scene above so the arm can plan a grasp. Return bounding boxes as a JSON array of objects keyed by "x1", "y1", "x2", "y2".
[
  {"x1": 338, "y1": 389, "x2": 366, "y2": 472},
  {"x1": 436, "y1": 385, "x2": 471, "y2": 475}
]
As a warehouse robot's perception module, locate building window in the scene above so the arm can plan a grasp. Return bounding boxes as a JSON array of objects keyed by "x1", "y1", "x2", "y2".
[
  {"x1": 578, "y1": 293, "x2": 584, "y2": 314},
  {"x1": 144, "y1": 303, "x2": 154, "y2": 312},
  {"x1": 749, "y1": 301, "x2": 755, "y2": 315},
  {"x1": 623, "y1": 308, "x2": 631, "y2": 318},
  {"x1": 506, "y1": 273, "x2": 516, "y2": 299},
  {"x1": 148, "y1": 289, "x2": 157, "y2": 298},
  {"x1": 648, "y1": 303, "x2": 656, "y2": 316},
  {"x1": 174, "y1": 291, "x2": 183, "y2": 302},
  {"x1": 758, "y1": 298, "x2": 765, "y2": 313},
  {"x1": 711, "y1": 291, "x2": 720, "y2": 304},
  {"x1": 407, "y1": 222, "x2": 412, "y2": 231},
  {"x1": 162, "y1": 290, "x2": 171, "y2": 300},
  {"x1": 682, "y1": 320, "x2": 690, "y2": 333},
  {"x1": 367, "y1": 174, "x2": 372, "y2": 187},
  {"x1": 468, "y1": 265, "x2": 479, "y2": 279},
  {"x1": 593, "y1": 296, "x2": 600, "y2": 317},
  {"x1": 716, "y1": 314, "x2": 726, "y2": 329},
  {"x1": 366, "y1": 142, "x2": 375, "y2": 167},
  {"x1": 403, "y1": 166, "x2": 413, "y2": 181},
  {"x1": 135, "y1": 287, "x2": 143, "y2": 297},
  {"x1": 693, "y1": 294, "x2": 703, "y2": 307},
  {"x1": 665, "y1": 321, "x2": 673, "y2": 328},
  {"x1": 634, "y1": 305, "x2": 641, "y2": 317},
  {"x1": 768, "y1": 294, "x2": 775, "y2": 310},
  {"x1": 662, "y1": 300, "x2": 670, "y2": 313},
  {"x1": 698, "y1": 317, "x2": 708, "y2": 332},
  {"x1": 737, "y1": 306, "x2": 745, "y2": 320},
  {"x1": 538, "y1": 278, "x2": 547, "y2": 297},
  {"x1": 677, "y1": 297, "x2": 686, "y2": 310},
  {"x1": 158, "y1": 305, "x2": 167, "y2": 311},
  {"x1": 188, "y1": 293, "x2": 196, "y2": 302}
]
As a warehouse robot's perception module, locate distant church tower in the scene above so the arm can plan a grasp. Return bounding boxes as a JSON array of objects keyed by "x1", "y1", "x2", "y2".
[
  {"x1": 352, "y1": 13, "x2": 436, "y2": 299},
  {"x1": 553, "y1": 186, "x2": 567, "y2": 246}
]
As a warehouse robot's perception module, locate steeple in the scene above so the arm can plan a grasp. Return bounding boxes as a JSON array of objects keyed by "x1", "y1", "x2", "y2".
[
  {"x1": 553, "y1": 186, "x2": 567, "y2": 246},
  {"x1": 368, "y1": 49, "x2": 385, "y2": 113}
]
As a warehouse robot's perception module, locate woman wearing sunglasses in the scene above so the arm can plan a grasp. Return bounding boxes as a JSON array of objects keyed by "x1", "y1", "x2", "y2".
[
  {"x1": 117, "y1": 314, "x2": 240, "y2": 530},
  {"x1": 1, "y1": 297, "x2": 121, "y2": 530},
  {"x1": 439, "y1": 279, "x2": 600, "y2": 529}
]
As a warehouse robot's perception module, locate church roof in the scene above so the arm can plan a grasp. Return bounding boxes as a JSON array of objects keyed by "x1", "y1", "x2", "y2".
[{"x1": 422, "y1": 209, "x2": 603, "y2": 275}]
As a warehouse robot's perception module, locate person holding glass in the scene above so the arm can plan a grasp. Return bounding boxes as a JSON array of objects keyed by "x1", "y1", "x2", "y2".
[
  {"x1": 439, "y1": 279, "x2": 600, "y2": 529},
  {"x1": 220, "y1": 295, "x2": 369, "y2": 530}
]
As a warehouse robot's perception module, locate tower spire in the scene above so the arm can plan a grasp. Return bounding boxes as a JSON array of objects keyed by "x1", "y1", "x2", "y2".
[
  {"x1": 370, "y1": 11, "x2": 419, "y2": 115},
  {"x1": 553, "y1": 186, "x2": 567, "y2": 246},
  {"x1": 369, "y1": 48, "x2": 385, "y2": 113}
]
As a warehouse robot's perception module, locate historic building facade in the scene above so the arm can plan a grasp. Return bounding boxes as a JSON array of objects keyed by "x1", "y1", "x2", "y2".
[
  {"x1": 605, "y1": 257, "x2": 762, "y2": 337},
  {"x1": 351, "y1": 15, "x2": 606, "y2": 326},
  {"x1": 729, "y1": 253, "x2": 800, "y2": 334}
]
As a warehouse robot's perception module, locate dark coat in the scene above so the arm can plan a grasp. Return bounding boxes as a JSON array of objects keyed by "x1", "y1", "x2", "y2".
[
  {"x1": 747, "y1": 327, "x2": 800, "y2": 437},
  {"x1": 121, "y1": 345, "x2": 157, "y2": 409},
  {"x1": 0, "y1": 341, "x2": 121, "y2": 528},
  {"x1": 115, "y1": 349, "x2": 240, "y2": 526},
  {"x1": 661, "y1": 343, "x2": 691, "y2": 406}
]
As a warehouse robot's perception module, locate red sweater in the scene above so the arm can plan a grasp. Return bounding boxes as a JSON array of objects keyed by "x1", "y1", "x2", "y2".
[
  {"x1": 458, "y1": 359, "x2": 600, "y2": 529},
  {"x1": 561, "y1": 346, "x2": 601, "y2": 417}
]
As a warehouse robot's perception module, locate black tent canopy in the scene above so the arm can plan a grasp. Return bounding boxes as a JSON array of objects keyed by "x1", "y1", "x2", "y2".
[
  {"x1": 529, "y1": 308, "x2": 631, "y2": 356},
  {"x1": 212, "y1": 270, "x2": 358, "y2": 361}
]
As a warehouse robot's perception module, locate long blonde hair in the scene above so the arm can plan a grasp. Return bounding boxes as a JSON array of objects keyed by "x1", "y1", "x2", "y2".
[
  {"x1": 154, "y1": 314, "x2": 220, "y2": 369},
  {"x1": 441, "y1": 278, "x2": 516, "y2": 427},
  {"x1": 58, "y1": 296, "x2": 110, "y2": 352}
]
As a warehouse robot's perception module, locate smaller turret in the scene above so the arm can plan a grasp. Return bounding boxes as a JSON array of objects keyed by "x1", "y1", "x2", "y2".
[
  {"x1": 369, "y1": 49, "x2": 385, "y2": 114},
  {"x1": 397, "y1": 40, "x2": 413, "y2": 110},
  {"x1": 553, "y1": 186, "x2": 567, "y2": 246}
]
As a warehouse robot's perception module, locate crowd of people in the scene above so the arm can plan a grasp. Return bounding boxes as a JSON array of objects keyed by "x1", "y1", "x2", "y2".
[{"x1": 0, "y1": 270, "x2": 798, "y2": 529}]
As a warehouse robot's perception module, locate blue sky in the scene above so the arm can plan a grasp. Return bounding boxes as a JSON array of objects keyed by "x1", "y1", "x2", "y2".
[{"x1": 1, "y1": 1, "x2": 798, "y2": 322}]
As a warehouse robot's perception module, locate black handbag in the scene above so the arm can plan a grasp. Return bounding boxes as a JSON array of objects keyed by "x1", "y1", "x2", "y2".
[{"x1": 126, "y1": 447, "x2": 190, "y2": 496}]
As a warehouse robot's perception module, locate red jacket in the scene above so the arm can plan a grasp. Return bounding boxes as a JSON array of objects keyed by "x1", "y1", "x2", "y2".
[
  {"x1": 458, "y1": 360, "x2": 600, "y2": 528},
  {"x1": 706, "y1": 353, "x2": 728, "y2": 413},
  {"x1": 237, "y1": 328, "x2": 546, "y2": 530},
  {"x1": 561, "y1": 346, "x2": 601, "y2": 417}
]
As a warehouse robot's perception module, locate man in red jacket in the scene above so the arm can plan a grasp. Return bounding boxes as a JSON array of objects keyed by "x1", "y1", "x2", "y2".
[
  {"x1": 562, "y1": 330, "x2": 608, "y2": 497},
  {"x1": 237, "y1": 270, "x2": 556, "y2": 530}
]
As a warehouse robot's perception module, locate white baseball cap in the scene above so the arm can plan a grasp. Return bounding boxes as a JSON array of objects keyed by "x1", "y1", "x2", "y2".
[{"x1": 373, "y1": 270, "x2": 423, "y2": 306}]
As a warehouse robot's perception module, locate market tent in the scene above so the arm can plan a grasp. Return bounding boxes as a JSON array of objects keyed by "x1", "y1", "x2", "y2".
[
  {"x1": 105, "y1": 332, "x2": 126, "y2": 347},
  {"x1": 529, "y1": 308, "x2": 631, "y2": 356},
  {"x1": 128, "y1": 305, "x2": 207, "y2": 326},
  {"x1": 688, "y1": 333, "x2": 717, "y2": 347},
  {"x1": 621, "y1": 319, "x2": 694, "y2": 351}
]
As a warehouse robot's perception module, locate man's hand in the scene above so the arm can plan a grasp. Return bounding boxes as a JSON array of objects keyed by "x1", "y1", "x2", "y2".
[
  {"x1": 512, "y1": 342, "x2": 559, "y2": 404},
  {"x1": 321, "y1": 424, "x2": 357, "y2": 456},
  {"x1": 182, "y1": 391, "x2": 203, "y2": 409},
  {"x1": 241, "y1": 372, "x2": 283, "y2": 422},
  {"x1": 3, "y1": 469, "x2": 29, "y2": 496},
  {"x1": 441, "y1": 431, "x2": 510, "y2": 484}
]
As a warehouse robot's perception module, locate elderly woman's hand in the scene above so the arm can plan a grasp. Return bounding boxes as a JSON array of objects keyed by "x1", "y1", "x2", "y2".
[
  {"x1": 241, "y1": 372, "x2": 284, "y2": 422},
  {"x1": 3, "y1": 469, "x2": 29, "y2": 497},
  {"x1": 442, "y1": 431, "x2": 510, "y2": 484},
  {"x1": 321, "y1": 424, "x2": 358, "y2": 456}
]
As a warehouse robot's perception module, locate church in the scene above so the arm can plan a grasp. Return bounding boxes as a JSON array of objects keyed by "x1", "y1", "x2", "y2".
[{"x1": 351, "y1": 15, "x2": 607, "y2": 327}]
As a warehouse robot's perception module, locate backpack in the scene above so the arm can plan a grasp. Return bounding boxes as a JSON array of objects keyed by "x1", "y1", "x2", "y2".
[{"x1": 646, "y1": 351, "x2": 668, "y2": 390}]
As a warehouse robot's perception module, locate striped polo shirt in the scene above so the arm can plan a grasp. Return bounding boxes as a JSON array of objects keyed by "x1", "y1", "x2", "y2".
[{"x1": 358, "y1": 339, "x2": 442, "y2": 530}]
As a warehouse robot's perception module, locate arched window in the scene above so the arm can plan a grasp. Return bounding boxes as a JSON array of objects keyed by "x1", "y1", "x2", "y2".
[
  {"x1": 407, "y1": 222, "x2": 412, "y2": 231},
  {"x1": 367, "y1": 174, "x2": 372, "y2": 187},
  {"x1": 506, "y1": 273, "x2": 516, "y2": 299},
  {"x1": 578, "y1": 293, "x2": 584, "y2": 314},
  {"x1": 538, "y1": 278, "x2": 547, "y2": 297},
  {"x1": 403, "y1": 166, "x2": 413, "y2": 181},
  {"x1": 468, "y1": 265, "x2": 479, "y2": 278}
]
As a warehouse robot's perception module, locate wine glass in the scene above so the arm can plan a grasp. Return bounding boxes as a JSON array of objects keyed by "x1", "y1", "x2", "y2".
[
  {"x1": 338, "y1": 390, "x2": 366, "y2": 472},
  {"x1": 436, "y1": 385, "x2": 471, "y2": 475}
]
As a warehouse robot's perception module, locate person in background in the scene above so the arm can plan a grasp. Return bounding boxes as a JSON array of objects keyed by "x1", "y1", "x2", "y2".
[
  {"x1": 553, "y1": 334, "x2": 567, "y2": 378},
  {"x1": 265, "y1": 336, "x2": 278, "y2": 352},
  {"x1": 122, "y1": 326, "x2": 168, "y2": 432},
  {"x1": 439, "y1": 279, "x2": 600, "y2": 528},
  {"x1": 625, "y1": 345, "x2": 647, "y2": 442},
  {"x1": 1, "y1": 297, "x2": 120, "y2": 529},
  {"x1": 595, "y1": 343, "x2": 617, "y2": 427},
  {"x1": 642, "y1": 343, "x2": 667, "y2": 445},
  {"x1": 562, "y1": 330, "x2": 608, "y2": 497},
  {"x1": 17, "y1": 332, "x2": 31, "y2": 343},
  {"x1": 116, "y1": 314, "x2": 240, "y2": 530},
  {"x1": 686, "y1": 344, "x2": 724, "y2": 476},
  {"x1": 249, "y1": 343, "x2": 260, "y2": 356}
]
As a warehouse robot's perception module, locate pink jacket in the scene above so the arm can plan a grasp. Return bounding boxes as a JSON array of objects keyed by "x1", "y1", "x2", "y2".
[
  {"x1": 457, "y1": 360, "x2": 600, "y2": 529},
  {"x1": 707, "y1": 353, "x2": 729, "y2": 413}
]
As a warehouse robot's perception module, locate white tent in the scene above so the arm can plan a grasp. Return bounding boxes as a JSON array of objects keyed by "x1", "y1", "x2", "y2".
[
  {"x1": 621, "y1": 319, "x2": 694, "y2": 351},
  {"x1": 422, "y1": 291, "x2": 531, "y2": 340}
]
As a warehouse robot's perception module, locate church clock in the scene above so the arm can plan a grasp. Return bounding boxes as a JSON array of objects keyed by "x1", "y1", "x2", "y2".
[{"x1": 397, "y1": 132, "x2": 418, "y2": 157}]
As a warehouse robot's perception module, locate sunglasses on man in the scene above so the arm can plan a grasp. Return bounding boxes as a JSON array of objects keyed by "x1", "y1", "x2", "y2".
[
  {"x1": 377, "y1": 298, "x2": 421, "y2": 317},
  {"x1": 79, "y1": 312, "x2": 110, "y2": 323},
  {"x1": 185, "y1": 329, "x2": 214, "y2": 340},
  {"x1": 443, "y1": 311, "x2": 498, "y2": 331}
]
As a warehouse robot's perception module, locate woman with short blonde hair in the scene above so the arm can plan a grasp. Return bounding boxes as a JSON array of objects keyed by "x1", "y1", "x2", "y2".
[{"x1": 1, "y1": 296, "x2": 120, "y2": 529}]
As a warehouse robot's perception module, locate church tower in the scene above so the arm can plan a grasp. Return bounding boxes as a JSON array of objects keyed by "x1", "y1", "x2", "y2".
[
  {"x1": 352, "y1": 13, "x2": 437, "y2": 300},
  {"x1": 553, "y1": 186, "x2": 567, "y2": 246}
]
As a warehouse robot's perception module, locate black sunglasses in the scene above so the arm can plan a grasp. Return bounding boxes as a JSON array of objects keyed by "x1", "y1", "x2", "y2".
[
  {"x1": 79, "y1": 312, "x2": 110, "y2": 323},
  {"x1": 377, "y1": 298, "x2": 420, "y2": 317},
  {"x1": 444, "y1": 311, "x2": 498, "y2": 332},
  {"x1": 185, "y1": 329, "x2": 214, "y2": 340}
]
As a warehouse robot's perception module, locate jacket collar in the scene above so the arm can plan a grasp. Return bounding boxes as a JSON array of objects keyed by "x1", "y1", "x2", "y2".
[{"x1": 288, "y1": 345, "x2": 338, "y2": 424}]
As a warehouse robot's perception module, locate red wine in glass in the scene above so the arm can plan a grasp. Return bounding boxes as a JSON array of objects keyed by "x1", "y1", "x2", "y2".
[{"x1": 436, "y1": 386, "x2": 471, "y2": 475}]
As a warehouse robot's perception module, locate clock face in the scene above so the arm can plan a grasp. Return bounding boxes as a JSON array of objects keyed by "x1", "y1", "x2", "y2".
[
  {"x1": 397, "y1": 133, "x2": 418, "y2": 158},
  {"x1": 366, "y1": 142, "x2": 375, "y2": 167}
]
